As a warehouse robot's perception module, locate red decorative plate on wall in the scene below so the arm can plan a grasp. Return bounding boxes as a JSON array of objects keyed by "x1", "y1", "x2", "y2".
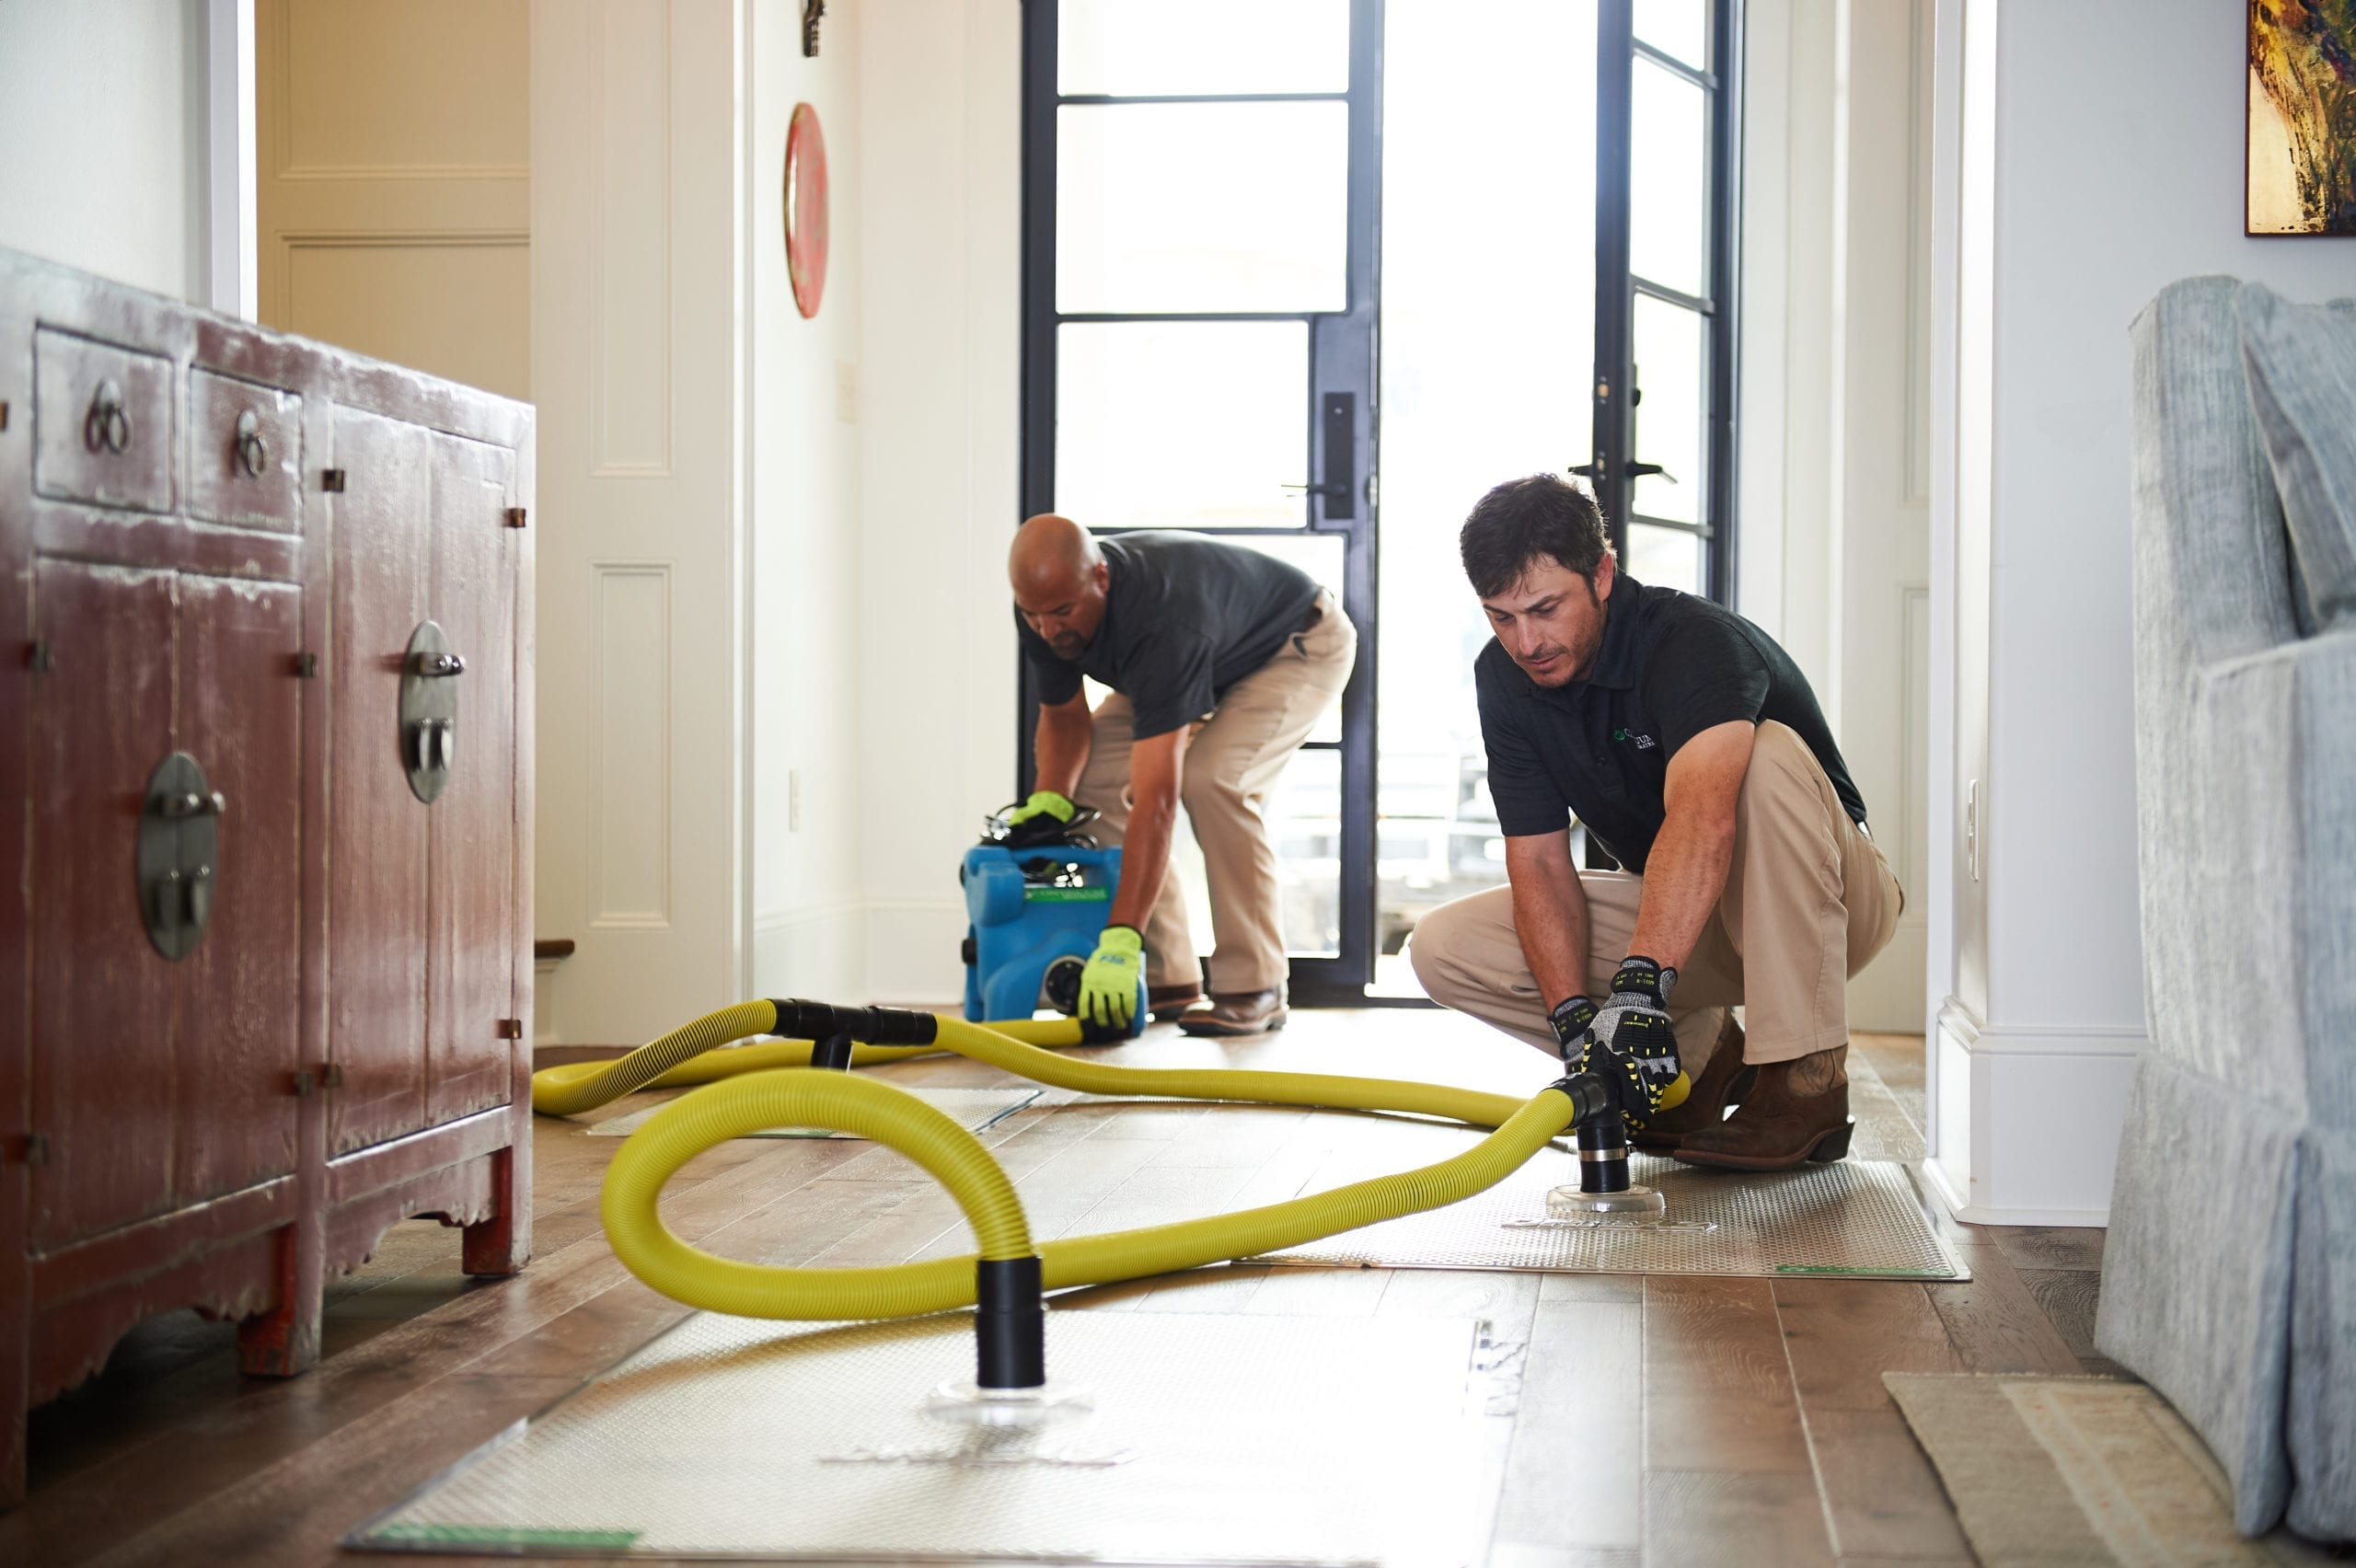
[{"x1": 785, "y1": 102, "x2": 828, "y2": 318}]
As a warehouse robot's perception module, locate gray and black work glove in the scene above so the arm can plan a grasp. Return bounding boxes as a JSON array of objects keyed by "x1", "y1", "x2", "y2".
[
  {"x1": 1548, "y1": 995, "x2": 1599, "y2": 1058},
  {"x1": 1566, "y1": 957, "x2": 1689, "y2": 1126}
]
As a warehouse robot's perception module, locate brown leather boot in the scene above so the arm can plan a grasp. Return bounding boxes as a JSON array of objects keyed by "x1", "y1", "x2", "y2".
[
  {"x1": 1176, "y1": 988, "x2": 1288, "y2": 1037},
  {"x1": 1629, "y1": 1014, "x2": 1755, "y2": 1151},
  {"x1": 1148, "y1": 983, "x2": 1204, "y2": 1022},
  {"x1": 1671, "y1": 1044, "x2": 1854, "y2": 1170}
]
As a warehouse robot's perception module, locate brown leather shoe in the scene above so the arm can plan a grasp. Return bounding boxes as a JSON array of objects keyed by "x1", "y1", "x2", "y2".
[
  {"x1": 1629, "y1": 1014, "x2": 1756, "y2": 1151},
  {"x1": 1148, "y1": 983, "x2": 1204, "y2": 1022},
  {"x1": 1176, "y1": 988, "x2": 1288, "y2": 1037},
  {"x1": 1671, "y1": 1044, "x2": 1854, "y2": 1170}
]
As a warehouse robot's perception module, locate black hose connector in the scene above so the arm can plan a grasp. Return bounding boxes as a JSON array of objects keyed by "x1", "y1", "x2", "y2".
[
  {"x1": 975, "y1": 1254, "x2": 1046, "y2": 1389},
  {"x1": 768, "y1": 999, "x2": 941, "y2": 1048},
  {"x1": 1577, "y1": 1110, "x2": 1634, "y2": 1194},
  {"x1": 1545, "y1": 1070, "x2": 1611, "y2": 1125},
  {"x1": 1075, "y1": 1015, "x2": 1133, "y2": 1045},
  {"x1": 807, "y1": 1029, "x2": 855, "y2": 1071}
]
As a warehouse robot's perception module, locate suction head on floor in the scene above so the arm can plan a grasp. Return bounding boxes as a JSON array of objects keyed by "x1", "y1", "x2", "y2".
[{"x1": 925, "y1": 1378, "x2": 1097, "y2": 1429}]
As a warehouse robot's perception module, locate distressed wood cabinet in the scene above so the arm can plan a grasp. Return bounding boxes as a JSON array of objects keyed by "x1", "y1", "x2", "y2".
[{"x1": 0, "y1": 248, "x2": 536, "y2": 1505}]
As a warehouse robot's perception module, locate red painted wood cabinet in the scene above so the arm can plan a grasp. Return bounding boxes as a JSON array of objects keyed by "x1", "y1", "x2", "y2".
[{"x1": 0, "y1": 249, "x2": 536, "y2": 1504}]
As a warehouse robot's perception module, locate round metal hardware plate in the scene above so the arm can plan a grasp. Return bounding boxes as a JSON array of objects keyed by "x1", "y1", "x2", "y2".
[
  {"x1": 137, "y1": 751, "x2": 222, "y2": 961},
  {"x1": 399, "y1": 619, "x2": 462, "y2": 803}
]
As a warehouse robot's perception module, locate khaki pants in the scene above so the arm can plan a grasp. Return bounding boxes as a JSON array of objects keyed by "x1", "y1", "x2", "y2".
[
  {"x1": 1408, "y1": 721, "x2": 1902, "y2": 1071},
  {"x1": 1075, "y1": 592, "x2": 1357, "y2": 995}
]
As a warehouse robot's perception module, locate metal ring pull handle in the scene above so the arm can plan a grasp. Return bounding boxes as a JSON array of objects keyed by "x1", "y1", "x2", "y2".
[
  {"x1": 235, "y1": 409, "x2": 269, "y2": 478},
  {"x1": 84, "y1": 379, "x2": 131, "y2": 455}
]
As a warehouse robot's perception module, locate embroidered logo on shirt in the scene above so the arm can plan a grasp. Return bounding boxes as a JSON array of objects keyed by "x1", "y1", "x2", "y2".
[{"x1": 1612, "y1": 728, "x2": 1657, "y2": 751}]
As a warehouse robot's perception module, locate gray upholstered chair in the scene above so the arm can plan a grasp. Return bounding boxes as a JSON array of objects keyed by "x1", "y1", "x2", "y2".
[{"x1": 2100, "y1": 275, "x2": 2355, "y2": 1540}]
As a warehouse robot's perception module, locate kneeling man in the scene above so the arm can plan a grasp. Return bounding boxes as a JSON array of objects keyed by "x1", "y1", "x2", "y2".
[
  {"x1": 1410, "y1": 475, "x2": 1900, "y2": 1169},
  {"x1": 1007, "y1": 515, "x2": 1356, "y2": 1037}
]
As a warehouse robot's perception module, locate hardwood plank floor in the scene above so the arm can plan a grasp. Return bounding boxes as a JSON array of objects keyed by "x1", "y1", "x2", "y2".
[{"x1": 6, "y1": 1013, "x2": 2126, "y2": 1567}]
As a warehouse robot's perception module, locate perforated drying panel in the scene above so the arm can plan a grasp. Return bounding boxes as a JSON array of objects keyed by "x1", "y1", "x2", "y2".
[
  {"x1": 587, "y1": 1086, "x2": 1043, "y2": 1139},
  {"x1": 352, "y1": 1310, "x2": 1501, "y2": 1564},
  {"x1": 1254, "y1": 1151, "x2": 1966, "y2": 1280}
]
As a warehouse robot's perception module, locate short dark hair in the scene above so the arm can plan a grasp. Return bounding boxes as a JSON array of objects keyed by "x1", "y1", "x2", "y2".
[{"x1": 1459, "y1": 474, "x2": 1615, "y2": 598}]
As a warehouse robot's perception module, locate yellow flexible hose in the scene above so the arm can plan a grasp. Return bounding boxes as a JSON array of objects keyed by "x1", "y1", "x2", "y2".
[
  {"x1": 530, "y1": 1007, "x2": 1079, "y2": 1116},
  {"x1": 582, "y1": 1006, "x2": 1606, "y2": 1321}
]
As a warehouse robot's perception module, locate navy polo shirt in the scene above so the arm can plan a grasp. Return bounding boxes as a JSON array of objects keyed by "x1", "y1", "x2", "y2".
[{"x1": 1475, "y1": 576, "x2": 1866, "y2": 872}]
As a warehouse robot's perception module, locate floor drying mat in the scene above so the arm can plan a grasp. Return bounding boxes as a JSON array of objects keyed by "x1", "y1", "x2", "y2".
[
  {"x1": 586, "y1": 1085, "x2": 1042, "y2": 1140},
  {"x1": 1882, "y1": 1373, "x2": 2309, "y2": 1567},
  {"x1": 352, "y1": 1309, "x2": 1505, "y2": 1564},
  {"x1": 1253, "y1": 1151, "x2": 1967, "y2": 1281}
]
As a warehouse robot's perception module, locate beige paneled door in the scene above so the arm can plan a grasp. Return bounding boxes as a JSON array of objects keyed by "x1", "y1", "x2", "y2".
[{"x1": 256, "y1": 0, "x2": 529, "y2": 401}]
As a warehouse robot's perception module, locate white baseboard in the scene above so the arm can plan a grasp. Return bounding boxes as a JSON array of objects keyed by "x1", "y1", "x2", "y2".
[{"x1": 1928, "y1": 997, "x2": 2144, "y2": 1227}]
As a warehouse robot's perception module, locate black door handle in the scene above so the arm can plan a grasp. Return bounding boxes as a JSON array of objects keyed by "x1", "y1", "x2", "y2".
[{"x1": 1569, "y1": 459, "x2": 1673, "y2": 482}]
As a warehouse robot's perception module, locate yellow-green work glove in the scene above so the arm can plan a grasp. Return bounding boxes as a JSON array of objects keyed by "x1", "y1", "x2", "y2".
[
  {"x1": 1004, "y1": 790, "x2": 1077, "y2": 827},
  {"x1": 1078, "y1": 925, "x2": 1144, "y2": 1030}
]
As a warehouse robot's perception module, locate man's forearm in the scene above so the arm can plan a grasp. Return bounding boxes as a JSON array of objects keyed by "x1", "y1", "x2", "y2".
[
  {"x1": 1506, "y1": 840, "x2": 1592, "y2": 1010},
  {"x1": 1626, "y1": 806, "x2": 1735, "y2": 972},
  {"x1": 1107, "y1": 780, "x2": 1175, "y2": 930}
]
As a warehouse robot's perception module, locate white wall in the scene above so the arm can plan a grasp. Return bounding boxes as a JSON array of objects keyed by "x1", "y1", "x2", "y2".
[
  {"x1": 0, "y1": 0, "x2": 214, "y2": 301},
  {"x1": 1739, "y1": 0, "x2": 1934, "y2": 1033},
  {"x1": 855, "y1": 0, "x2": 1022, "y2": 1005},
  {"x1": 1929, "y1": 0, "x2": 2355, "y2": 1223},
  {"x1": 749, "y1": 0, "x2": 870, "y2": 999}
]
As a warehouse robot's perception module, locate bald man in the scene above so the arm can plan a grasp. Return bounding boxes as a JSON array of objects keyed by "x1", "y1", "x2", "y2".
[{"x1": 1007, "y1": 518, "x2": 1356, "y2": 1036}]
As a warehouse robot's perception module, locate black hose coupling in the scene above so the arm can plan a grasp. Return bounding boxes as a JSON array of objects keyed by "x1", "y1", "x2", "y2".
[
  {"x1": 975, "y1": 1254, "x2": 1046, "y2": 1389},
  {"x1": 1545, "y1": 1069, "x2": 1611, "y2": 1125},
  {"x1": 1546, "y1": 1070, "x2": 1634, "y2": 1195},
  {"x1": 768, "y1": 999, "x2": 941, "y2": 1049}
]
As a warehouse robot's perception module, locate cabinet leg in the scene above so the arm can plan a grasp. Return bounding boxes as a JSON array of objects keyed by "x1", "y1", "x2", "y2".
[
  {"x1": 236, "y1": 1224, "x2": 319, "y2": 1378},
  {"x1": 460, "y1": 1146, "x2": 529, "y2": 1277}
]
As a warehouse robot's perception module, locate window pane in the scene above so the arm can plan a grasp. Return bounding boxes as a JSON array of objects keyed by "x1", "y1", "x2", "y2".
[
  {"x1": 1272, "y1": 747, "x2": 1343, "y2": 956},
  {"x1": 1058, "y1": 102, "x2": 1349, "y2": 314},
  {"x1": 1057, "y1": 323, "x2": 1308, "y2": 529},
  {"x1": 1631, "y1": 293, "x2": 1706, "y2": 524},
  {"x1": 1628, "y1": 57, "x2": 1709, "y2": 298},
  {"x1": 1633, "y1": 0, "x2": 1708, "y2": 71},
  {"x1": 1375, "y1": 0, "x2": 1597, "y2": 996},
  {"x1": 1627, "y1": 522, "x2": 1702, "y2": 594},
  {"x1": 1060, "y1": 0, "x2": 1349, "y2": 97}
]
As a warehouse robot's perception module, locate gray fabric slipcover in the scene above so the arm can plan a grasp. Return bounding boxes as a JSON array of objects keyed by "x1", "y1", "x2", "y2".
[{"x1": 2099, "y1": 275, "x2": 2356, "y2": 1540}]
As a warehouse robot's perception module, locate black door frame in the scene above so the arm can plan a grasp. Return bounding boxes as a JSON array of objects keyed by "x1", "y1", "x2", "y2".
[
  {"x1": 1587, "y1": 0, "x2": 1744, "y2": 604},
  {"x1": 1019, "y1": 0, "x2": 1744, "y2": 1001},
  {"x1": 1016, "y1": 0, "x2": 1384, "y2": 1004}
]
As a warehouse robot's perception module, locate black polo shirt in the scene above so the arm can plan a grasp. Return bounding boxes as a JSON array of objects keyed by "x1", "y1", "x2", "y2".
[
  {"x1": 1476, "y1": 576, "x2": 1866, "y2": 871},
  {"x1": 1017, "y1": 532, "x2": 1320, "y2": 739}
]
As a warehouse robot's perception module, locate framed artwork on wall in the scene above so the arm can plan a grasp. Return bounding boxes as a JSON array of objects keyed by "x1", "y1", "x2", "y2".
[
  {"x1": 786, "y1": 102, "x2": 830, "y2": 316},
  {"x1": 2247, "y1": 1, "x2": 2356, "y2": 235}
]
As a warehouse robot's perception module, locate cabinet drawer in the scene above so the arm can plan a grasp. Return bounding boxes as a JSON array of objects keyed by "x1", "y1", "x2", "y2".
[
  {"x1": 188, "y1": 369, "x2": 303, "y2": 532},
  {"x1": 34, "y1": 326, "x2": 174, "y2": 513}
]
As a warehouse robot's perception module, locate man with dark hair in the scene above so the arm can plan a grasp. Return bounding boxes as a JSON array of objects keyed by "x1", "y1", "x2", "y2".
[
  {"x1": 1409, "y1": 474, "x2": 1900, "y2": 1169},
  {"x1": 1005, "y1": 514, "x2": 1356, "y2": 1037}
]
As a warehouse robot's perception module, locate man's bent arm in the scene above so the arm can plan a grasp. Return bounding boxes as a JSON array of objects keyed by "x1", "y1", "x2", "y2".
[
  {"x1": 1627, "y1": 720, "x2": 1754, "y2": 970},
  {"x1": 1503, "y1": 831, "x2": 1594, "y2": 1011},
  {"x1": 1106, "y1": 726, "x2": 1186, "y2": 931},
  {"x1": 1032, "y1": 691, "x2": 1094, "y2": 799}
]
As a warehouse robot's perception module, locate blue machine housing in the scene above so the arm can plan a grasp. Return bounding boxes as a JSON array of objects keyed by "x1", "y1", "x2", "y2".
[{"x1": 961, "y1": 842, "x2": 1145, "y2": 1035}]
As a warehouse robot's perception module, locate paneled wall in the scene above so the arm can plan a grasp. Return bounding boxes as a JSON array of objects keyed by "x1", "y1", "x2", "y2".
[
  {"x1": 256, "y1": 0, "x2": 529, "y2": 400},
  {"x1": 1929, "y1": 0, "x2": 2355, "y2": 1223}
]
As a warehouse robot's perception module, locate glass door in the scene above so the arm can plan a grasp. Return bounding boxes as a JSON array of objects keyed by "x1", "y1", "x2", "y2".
[
  {"x1": 1022, "y1": 0, "x2": 1742, "y2": 1002},
  {"x1": 1588, "y1": 0, "x2": 1740, "y2": 597},
  {"x1": 1020, "y1": 0, "x2": 1381, "y2": 999}
]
